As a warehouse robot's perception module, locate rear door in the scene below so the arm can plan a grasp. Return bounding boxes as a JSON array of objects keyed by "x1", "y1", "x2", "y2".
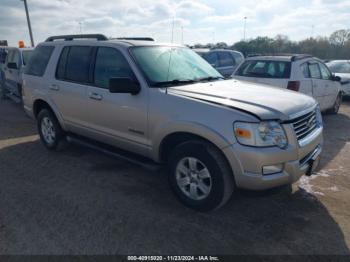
[
  {"x1": 51, "y1": 45, "x2": 92, "y2": 130},
  {"x1": 308, "y1": 62, "x2": 327, "y2": 110},
  {"x1": 84, "y1": 46, "x2": 149, "y2": 148}
]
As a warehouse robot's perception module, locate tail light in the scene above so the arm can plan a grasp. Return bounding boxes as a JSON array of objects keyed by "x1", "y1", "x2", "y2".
[{"x1": 287, "y1": 81, "x2": 300, "y2": 91}]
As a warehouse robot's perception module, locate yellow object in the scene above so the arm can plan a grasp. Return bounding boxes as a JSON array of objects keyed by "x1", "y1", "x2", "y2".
[
  {"x1": 18, "y1": 40, "x2": 25, "y2": 48},
  {"x1": 235, "y1": 128, "x2": 251, "y2": 139}
]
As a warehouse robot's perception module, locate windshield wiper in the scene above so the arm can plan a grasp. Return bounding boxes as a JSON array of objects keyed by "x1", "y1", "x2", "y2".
[
  {"x1": 152, "y1": 79, "x2": 196, "y2": 87},
  {"x1": 195, "y1": 76, "x2": 224, "y2": 82}
]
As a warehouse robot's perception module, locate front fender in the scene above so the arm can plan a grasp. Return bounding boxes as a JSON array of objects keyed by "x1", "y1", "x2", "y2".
[{"x1": 151, "y1": 120, "x2": 234, "y2": 162}]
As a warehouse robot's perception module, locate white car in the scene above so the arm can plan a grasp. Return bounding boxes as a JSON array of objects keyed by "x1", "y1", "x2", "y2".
[
  {"x1": 232, "y1": 55, "x2": 342, "y2": 113},
  {"x1": 326, "y1": 60, "x2": 350, "y2": 96}
]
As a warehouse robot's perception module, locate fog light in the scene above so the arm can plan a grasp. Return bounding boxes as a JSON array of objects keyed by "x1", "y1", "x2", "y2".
[{"x1": 262, "y1": 164, "x2": 283, "y2": 175}]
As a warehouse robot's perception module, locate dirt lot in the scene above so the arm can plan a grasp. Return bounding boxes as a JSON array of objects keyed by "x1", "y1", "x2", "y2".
[{"x1": 0, "y1": 98, "x2": 349, "y2": 255}]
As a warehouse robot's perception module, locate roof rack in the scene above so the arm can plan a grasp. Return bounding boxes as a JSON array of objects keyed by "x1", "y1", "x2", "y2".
[
  {"x1": 291, "y1": 54, "x2": 313, "y2": 61},
  {"x1": 113, "y1": 37, "x2": 155, "y2": 41},
  {"x1": 45, "y1": 34, "x2": 108, "y2": 42}
]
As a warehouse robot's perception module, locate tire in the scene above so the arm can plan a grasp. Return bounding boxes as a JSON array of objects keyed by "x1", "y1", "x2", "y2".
[
  {"x1": 329, "y1": 93, "x2": 342, "y2": 114},
  {"x1": 168, "y1": 140, "x2": 235, "y2": 211},
  {"x1": 37, "y1": 109, "x2": 65, "y2": 150}
]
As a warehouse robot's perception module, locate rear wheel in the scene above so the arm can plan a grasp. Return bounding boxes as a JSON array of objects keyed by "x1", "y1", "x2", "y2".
[
  {"x1": 168, "y1": 140, "x2": 235, "y2": 211},
  {"x1": 37, "y1": 109, "x2": 65, "y2": 150}
]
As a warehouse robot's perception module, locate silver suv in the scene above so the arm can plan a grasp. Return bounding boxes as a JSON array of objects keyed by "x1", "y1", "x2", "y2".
[{"x1": 23, "y1": 34, "x2": 323, "y2": 211}]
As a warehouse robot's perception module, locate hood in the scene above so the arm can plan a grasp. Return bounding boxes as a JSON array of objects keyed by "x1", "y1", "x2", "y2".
[
  {"x1": 334, "y1": 73, "x2": 350, "y2": 83},
  {"x1": 168, "y1": 79, "x2": 317, "y2": 121}
]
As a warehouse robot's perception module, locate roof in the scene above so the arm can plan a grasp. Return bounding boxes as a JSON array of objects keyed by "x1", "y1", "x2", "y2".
[
  {"x1": 245, "y1": 54, "x2": 314, "y2": 62},
  {"x1": 42, "y1": 34, "x2": 184, "y2": 48}
]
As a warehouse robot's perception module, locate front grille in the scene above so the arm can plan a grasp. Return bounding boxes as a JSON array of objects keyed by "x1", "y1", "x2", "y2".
[{"x1": 291, "y1": 109, "x2": 318, "y2": 141}]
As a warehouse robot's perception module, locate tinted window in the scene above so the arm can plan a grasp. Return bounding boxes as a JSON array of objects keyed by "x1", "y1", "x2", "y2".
[
  {"x1": 22, "y1": 50, "x2": 33, "y2": 66},
  {"x1": 301, "y1": 63, "x2": 310, "y2": 78},
  {"x1": 24, "y1": 46, "x2": 54, "y2": 76},
  {"x1": 204, "y1": 52, "x2": 219, "y2": 67},
  {"x1": 319, "y1": 63, "x2": 332, "y2": 80},
  {"x1": 232, "y1": 52, "x2": 244, "y2": 65},
  {"x1": 218, "y1": 52, "x2": 234, "y2": 67},
  {"x1": 65, "y1": 46, "x2": 92, "y2": 83},
  {"x1": 235, "y1": 60, "x2": 291, "y2": 78},
  {"x1": 308, "y1": 63, "x2": 321, "y2": 79},
  {"x1": 7, "y1": 50, "x2": 20, "y2": 66},
  {"x1": 94, "y1": 47, "x2": 135, "y2": 89},
  {"x1": 56, "y1": 47, "x2": 69, "y2": 80}
]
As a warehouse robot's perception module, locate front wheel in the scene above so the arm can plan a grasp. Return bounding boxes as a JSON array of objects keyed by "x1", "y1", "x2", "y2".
[
  {"x1": 37, "y1": 109, "x2": 65, "y2": 150},
  {"x1": 168, "y1": 140, "x2": 235, "y2": 211}
]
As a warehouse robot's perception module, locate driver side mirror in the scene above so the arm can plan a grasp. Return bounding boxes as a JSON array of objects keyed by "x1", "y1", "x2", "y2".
[
  {"x1": 109, "y1": 77, "x2": 141, "y2": 95},
  {"x1": 7, "y1": 62, "x2": 18, "y2": 70},
  {"x1": 331, "y1": 74, "x2": 341, "y2": 82}
]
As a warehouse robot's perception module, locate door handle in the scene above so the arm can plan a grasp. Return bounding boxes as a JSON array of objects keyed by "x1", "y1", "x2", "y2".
[
  {"x1": 89, "y1": 92, "x2": 103, "y2": 100},
  {"x1": 50, "y1": 84, "x2": 60, "y2": 91}
]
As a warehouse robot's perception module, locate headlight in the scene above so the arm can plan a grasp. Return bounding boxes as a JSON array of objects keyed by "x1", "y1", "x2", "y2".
[
  {"x1": 234, "y1": 121, "x2": 288, "y2": 149},
  {"x1": 316, "y1": 105, "x2": 323, "y2": 127}
]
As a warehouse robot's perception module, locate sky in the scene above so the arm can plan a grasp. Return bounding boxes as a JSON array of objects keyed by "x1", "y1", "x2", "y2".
[{"x1": 0, "y1": 0, "x2": 349, "y2": 46}]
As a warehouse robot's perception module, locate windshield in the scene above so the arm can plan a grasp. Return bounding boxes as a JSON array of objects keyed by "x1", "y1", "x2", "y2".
[
  {"x1": 327, "y1": 61, "x2": 350, "y2": 74},
  {"x1": 22, "y1": 50, "x2": 33, "y2": 66},
  {"x1": 131, "y1": 46, "x2": 222, "y2": 87}
]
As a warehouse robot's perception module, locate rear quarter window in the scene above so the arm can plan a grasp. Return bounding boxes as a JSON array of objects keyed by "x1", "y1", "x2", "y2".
[
  {"x1": 24, "y1": 46, "x2": 54, "y2": 76},
  {"x1": 235, "y1": 60, "x2": 291, "y2": 79}
]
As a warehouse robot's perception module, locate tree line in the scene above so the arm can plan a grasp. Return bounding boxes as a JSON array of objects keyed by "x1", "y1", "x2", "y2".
[{"x1": 191, "y1": 29, "x2": 350, "y2": 59}]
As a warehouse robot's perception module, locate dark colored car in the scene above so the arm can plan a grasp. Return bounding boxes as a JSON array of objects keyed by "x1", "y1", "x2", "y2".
[{"x1": 194, "y1": 49, "x2": 244, "y2": 78}]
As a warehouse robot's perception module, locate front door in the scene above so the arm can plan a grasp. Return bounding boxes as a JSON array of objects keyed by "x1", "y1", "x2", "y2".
[{"x1": 85, "y1": 46, "x2": 149, "y2": 150}]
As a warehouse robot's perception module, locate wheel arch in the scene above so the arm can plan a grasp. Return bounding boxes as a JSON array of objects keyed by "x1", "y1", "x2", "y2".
[
  {"x1": 32, "y1": 99, "x2": 66, "y2": 130},
  {"x1": 155, "y1": 123, "x2": 233, "y2": 164}
]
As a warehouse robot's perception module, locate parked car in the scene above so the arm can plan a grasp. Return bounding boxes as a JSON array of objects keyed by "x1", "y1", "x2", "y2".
[
  {"x1": 326, "y1": 60, "x2": 350, "y2": 96},
  {"x1": 1, "y1": 46, "x2": 33, "y2": 102},
  {"x1": 232, "y1": 55, "x2": 342, "y2": 113},
  {"x1": 193, "y1": 49, "x2": 244, "y2": 78},
  {"x1": 23, "y1": 34, "x2": 323, "y2": 211},
  {"x1": 0, "y1": 47, "x2": 8, "y2": 97}
]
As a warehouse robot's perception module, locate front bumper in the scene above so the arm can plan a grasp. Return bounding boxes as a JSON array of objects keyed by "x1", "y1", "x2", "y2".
[{"x1": 222, "y1": 127, "x2": 323, "y2": 190}]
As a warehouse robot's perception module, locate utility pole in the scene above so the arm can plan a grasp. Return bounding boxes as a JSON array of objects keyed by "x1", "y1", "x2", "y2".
[
  {"x1": 181, "y1": 26, "x2": 183, "y2": 45},
  {"x1": 171, "y1": 15, "x2": 175, "y2": 43},
  {"x1": 21, "y1": 0, "x2": 34, "y2": 47},
  {"x1": 243, "y1": 17, "x2": 247, "y2": 41}
]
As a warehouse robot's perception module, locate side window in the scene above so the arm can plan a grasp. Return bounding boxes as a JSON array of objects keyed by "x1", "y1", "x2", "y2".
[
  {"x1": 204, "y1": 52, "x2": 219, "y2": 67},
  {"x1": 24, "y1": 46, "x2": 54, "y2": 77},
  {"x1": 301, "y1": 63, "x2": 310, "y2": 78},
  {"x1": 6, "y1": 51, "x2": 14, "y2": 64},
  {"x1": 64, "y1": 46, "x2": 92, "y2": 83},
  {"x1": 94, "y1": 47, "x2": 135, "y2": 89},
  {"x1": 319, "y1": 63, "x2": 331, "y2": 80},
  {"x1": 218, "y1": 52, "x2": 234, "y2": 67},
  {"x1": 232, "y1": 52, "x2": 243, "y2": 65},
  {"x1": 12, "y1": 51, "x2": 20, "y2": 67},
  {"x1": 308, "y1": 63, "x2": 321, "y2": 79},
  {"x1": 56, "y1": 47, "x2": 69, "y2": 80}
]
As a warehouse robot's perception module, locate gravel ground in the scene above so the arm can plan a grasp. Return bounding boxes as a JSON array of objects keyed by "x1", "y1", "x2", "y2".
[{"x1": 0, "y1": 98, "x2": 349, "y2": 255}]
